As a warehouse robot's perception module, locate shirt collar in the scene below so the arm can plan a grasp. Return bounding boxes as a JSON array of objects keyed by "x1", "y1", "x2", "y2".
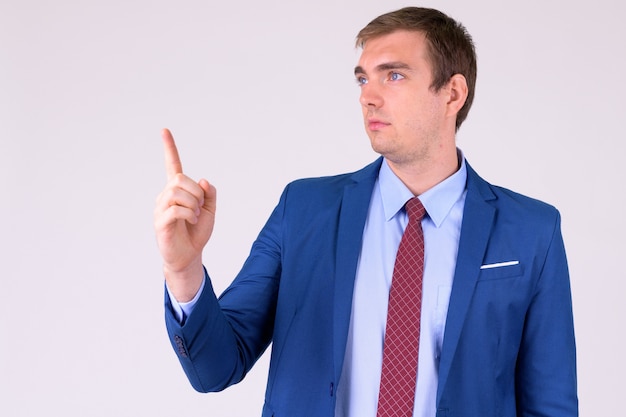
[{"x1": 379, "y1": 150, "x2": 468, "y2": 227}]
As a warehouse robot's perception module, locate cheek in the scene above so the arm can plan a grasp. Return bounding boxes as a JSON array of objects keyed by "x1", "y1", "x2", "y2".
[
  {"x1": 398, "y1": 101, "x2": 426, "y2": 128},
  {"x1": 412, "y1": 96, "x2": 445, "y2": 124}
]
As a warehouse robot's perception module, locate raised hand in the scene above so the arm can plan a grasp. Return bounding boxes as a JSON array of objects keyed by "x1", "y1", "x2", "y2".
[{"x1": 154, "y1": 128, "x2": 216, "y2": 301}]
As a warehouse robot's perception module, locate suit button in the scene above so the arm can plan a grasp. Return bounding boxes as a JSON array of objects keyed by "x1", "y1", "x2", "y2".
[{"x1": 174, "y1": 335, "x2": 188, "y2": 358}]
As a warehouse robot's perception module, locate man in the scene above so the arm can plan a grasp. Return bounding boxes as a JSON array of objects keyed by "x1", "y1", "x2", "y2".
[{"x1": 154, "y1": 7, "x2": 578, "y2": 417}]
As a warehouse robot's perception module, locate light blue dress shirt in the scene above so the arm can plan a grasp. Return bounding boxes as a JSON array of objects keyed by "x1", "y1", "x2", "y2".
[
  {"x1": 168, "y1": 154, "x2": 468, "y2": 417},
  {"x1": 335, "y1": 156, "x2": 467, "y2": 417}
]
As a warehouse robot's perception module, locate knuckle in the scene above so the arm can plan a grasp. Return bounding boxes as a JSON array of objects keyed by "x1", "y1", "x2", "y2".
[{"x1": 172, "y1": 172, "x2": 186, "y2": 185}]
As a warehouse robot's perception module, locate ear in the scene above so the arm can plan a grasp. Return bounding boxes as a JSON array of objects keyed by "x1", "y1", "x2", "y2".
[{"x1": 445, "y1": 74, "x2": 469, "y2": 118}]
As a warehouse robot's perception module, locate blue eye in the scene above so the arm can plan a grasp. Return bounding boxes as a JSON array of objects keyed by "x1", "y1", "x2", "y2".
[
  {"x1": 356, "y1": 76, "x2": 368, "y2": 86},
  {"x1": 389, "y1": 72, "x2": 404, "y2": 81}
]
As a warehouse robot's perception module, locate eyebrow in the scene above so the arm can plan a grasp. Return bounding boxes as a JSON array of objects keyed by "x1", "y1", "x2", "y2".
[{"x1": 354, "y1": 61, "x2": 412, "y2": 76}]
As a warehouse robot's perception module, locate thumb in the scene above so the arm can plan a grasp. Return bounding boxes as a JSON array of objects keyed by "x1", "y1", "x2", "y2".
[{"x1": 198, "y1": 179, "x2": 216, "y2": 213}]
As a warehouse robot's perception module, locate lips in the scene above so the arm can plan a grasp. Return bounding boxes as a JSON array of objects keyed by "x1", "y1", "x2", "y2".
[{"x1": 367, "y1": 119, "x2": 390, "y2": 131}]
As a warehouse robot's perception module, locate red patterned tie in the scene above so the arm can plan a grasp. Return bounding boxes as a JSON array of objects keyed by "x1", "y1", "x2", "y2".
[{"x1": 377, "y1": 197, "x2": 426, "y2": 417}]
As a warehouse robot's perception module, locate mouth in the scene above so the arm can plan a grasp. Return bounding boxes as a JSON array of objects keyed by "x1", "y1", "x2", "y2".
[{"x1": 367, "y1": 119, "x2": 390, "y2": 131}]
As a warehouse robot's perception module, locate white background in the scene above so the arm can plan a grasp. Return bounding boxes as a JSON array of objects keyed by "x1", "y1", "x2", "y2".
[{"x1": 1, "y1": 0, "x2": 624, "y2": 415}]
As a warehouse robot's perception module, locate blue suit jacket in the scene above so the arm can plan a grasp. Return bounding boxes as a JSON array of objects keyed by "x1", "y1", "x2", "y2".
[{"x1": 165, "y1": 158, "x2": 578, "y2": 417}]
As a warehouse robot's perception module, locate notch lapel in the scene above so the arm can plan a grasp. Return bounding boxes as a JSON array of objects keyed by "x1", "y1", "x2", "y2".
[
  {"x1": 332, "y1": 158, "x2": 382, "y2": 384},
  {"x1": 437, "y1": 164, "x2": 496, "y2": 403}
]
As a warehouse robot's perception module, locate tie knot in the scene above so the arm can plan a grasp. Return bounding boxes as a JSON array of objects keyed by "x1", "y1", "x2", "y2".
[{"x1": 405, "y1": 197, "x2": 426, "y2": 222}]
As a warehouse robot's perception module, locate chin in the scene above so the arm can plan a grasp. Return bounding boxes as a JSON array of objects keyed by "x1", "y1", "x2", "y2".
[{"x1": 368, "y1": 136, "x2": 394, "y2": 157}]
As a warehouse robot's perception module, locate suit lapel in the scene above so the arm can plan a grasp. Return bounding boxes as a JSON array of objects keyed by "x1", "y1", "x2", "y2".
[
  {"x1": 437, "y1": 163, "x2": 496, "y2": 403},
  {"x1": 327, "y1": 159, "x2": 498, "y2": 398},
  {"x1": 332, "y1": 158, "x2": 382, "y2": 384}
]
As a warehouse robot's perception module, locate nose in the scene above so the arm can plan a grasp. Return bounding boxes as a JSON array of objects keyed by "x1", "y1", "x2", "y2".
[{"x1": 359, "y1": 83, "x2": 383, "y2": 109}]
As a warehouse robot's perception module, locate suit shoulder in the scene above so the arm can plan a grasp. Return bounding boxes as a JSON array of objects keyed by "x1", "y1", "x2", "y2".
[
  {"x1": 283, "y1": 158, "x2": 381, "y2": 199},
  {"x1": 467, "y1": 164, "x2": 561, "y2": 225},
  {"x1": 467, "y1": 164, "x2": 558, "y2": 217},
  {"x1": 487, "y1": 183, "x2": 561, "y2": 227},
  {"x1": 287, "y1": 172, "x2": 353, "y2": 194},
  {"x1": 491, "y1": 184, "x2": 558, "y2": 211}
]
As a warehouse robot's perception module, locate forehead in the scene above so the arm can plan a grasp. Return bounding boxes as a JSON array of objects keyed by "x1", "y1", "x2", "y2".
[{"x1": 357, "y1": 30, "x2": 430, "y2": 71}]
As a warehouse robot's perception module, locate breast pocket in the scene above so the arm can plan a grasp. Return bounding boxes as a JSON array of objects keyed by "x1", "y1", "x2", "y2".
[{"x1": 478, "y1": 262, "x2": 523, "y2": 281}]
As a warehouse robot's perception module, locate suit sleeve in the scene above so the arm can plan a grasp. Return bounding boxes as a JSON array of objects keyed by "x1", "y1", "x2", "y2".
[
  {"x1": 164, "y1": 186, "x2": 286, "y2": 392},
  {"x1": 515, "y1": 212, "x2": 578, "y2": 416}
]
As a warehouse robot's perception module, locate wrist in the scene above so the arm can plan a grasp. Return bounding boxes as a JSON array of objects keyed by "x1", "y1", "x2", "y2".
[{"x1": 163, "y1": 259, "x2": 204, "y2": 303}]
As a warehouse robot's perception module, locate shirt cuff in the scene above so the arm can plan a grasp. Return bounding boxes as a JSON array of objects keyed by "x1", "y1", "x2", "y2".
[{"x1": 166, "y1": 273, "x2": 207, "y2": 324}]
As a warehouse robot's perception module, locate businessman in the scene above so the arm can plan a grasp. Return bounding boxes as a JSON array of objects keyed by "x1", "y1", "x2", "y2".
[{"x1": 154, "y1": 7, "x2": 578, "y2": 417}]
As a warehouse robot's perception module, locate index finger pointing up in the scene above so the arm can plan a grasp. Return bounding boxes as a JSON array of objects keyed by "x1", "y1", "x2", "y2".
[{"x1": 162, "y1": 128, "x2": 183, "y2": 179}]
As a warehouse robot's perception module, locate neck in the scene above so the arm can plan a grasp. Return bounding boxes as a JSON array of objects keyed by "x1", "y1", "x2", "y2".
[{"x1": 386, "y1": 147, "x2": 460, "y2": 196}]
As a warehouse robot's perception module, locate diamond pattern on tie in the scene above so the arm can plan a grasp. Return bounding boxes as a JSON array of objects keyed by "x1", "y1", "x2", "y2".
[{"x1": 377, "y1": 197, "x2": 426, "y2": 417}]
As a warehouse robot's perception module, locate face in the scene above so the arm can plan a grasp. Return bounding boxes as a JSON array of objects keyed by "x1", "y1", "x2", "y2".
[{"x1": 355, "y1": 30, "x2": 451, "y2": 166}]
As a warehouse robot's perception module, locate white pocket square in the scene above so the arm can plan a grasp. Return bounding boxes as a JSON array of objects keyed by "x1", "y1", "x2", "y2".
[{"x1": 480, "y1": 260, "x2": 520, "y2": 270}]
